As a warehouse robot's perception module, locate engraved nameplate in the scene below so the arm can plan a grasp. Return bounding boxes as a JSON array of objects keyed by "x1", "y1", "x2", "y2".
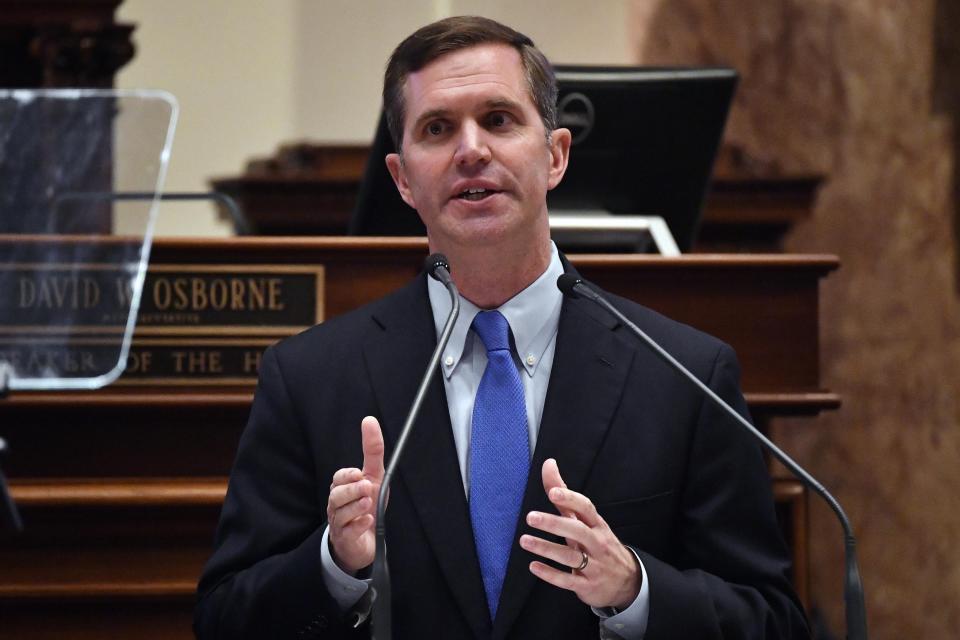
[{"x1": 2, "y1": 264, "x2": 325, "y2": 335}]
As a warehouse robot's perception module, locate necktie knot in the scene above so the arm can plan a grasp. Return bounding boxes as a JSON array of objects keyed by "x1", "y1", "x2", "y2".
[{"x1": 472, "y1": 310, "x2": 511, "y2": 353}]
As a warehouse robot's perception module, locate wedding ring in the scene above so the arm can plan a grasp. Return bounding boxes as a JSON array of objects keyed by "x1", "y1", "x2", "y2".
[{"x1": 575, "y1": 550, "x2": 589, "y2": 571}]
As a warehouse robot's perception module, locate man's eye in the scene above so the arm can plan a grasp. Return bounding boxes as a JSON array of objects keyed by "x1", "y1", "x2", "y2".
[
  {"x1": 488, "y1": 112, "x2": 512, "y2": 127},
  {"x1": 426, "y1": 122, "x2": 445, "y2": 136}
]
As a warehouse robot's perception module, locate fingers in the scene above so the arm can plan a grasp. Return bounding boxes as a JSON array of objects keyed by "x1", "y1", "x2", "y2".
[
  {"x1": 337, "y1": 512, "x2": 374, "y2": 538},
  {"x1": 547, "y1": 485, "x2": 602, "y2": 528},
  {"x1": 330, "y1": 415, "x2": 385, "y2": 506},
  {"x1": 519, "y1": 533, "x2": 587, "y2": 569},
  {"x1": 361, "y1": 416, "x2": 385, "y2": 482},
  {"x1": 527, "y1": 465, "x2": 641, "y2": 609},
  {"x1": 335, "y1": 497, "x2": 372, "y2": 530},
  {"x1": 327, "y1": 468, "x2": 377, "y2": 575},
  {"x1": 525, "y1": 503, "x2": 642, "y2": 609},
  {"x1": 328, "y1": 472, "x2": 372, "y2": 509},
  {"x1": 541, "y1": 458, "x2": 566, "y2": 493},
  {"x1": 542, "y1": 458, "x2": 576, "y2": 520},
  {"x1": 331, "y1": 467, "x2": 362, "y2": 489},
  {"x1": 329, "y1": 481, "x2": 373, "y2": 516},
  {"x1": 526, "y1": 510, "x2": 595, "y2": 548},
  {"x1": 529, "y1": 560, "x2": 587, "y2": 592}
]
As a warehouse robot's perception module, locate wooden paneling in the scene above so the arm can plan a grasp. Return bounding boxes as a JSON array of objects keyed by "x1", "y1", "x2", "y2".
[
  {"x1": 0, "y1": 0, "x2": 134, "y2": 89},
  {"x1": 1, "y1": 476, "x2": 809, "y2": 638}
]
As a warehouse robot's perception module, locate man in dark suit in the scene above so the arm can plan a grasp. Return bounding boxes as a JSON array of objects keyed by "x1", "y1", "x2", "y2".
[{"x1": 195, "y1": 16, "x2": 808, "y2": 639}]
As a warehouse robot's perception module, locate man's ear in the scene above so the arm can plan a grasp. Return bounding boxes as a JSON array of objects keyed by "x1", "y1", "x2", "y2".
[
  {"x1": 385, "y1": 153, "x2": 417, "y2": 209},
  {"x1": 546, "y1": 127, "x2": 572, "y2": 191}
]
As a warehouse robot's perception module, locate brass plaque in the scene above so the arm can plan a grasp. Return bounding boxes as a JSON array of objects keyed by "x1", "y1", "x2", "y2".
[
  {"x1": 2, "y1": 264, "x2": 325, "y2": 335},
  {"x1": 0, "y1": 337, "x2": 275, "y2": 385},
  {"x1": 118, "y1": 338, "x2": 273, "y2": 385}
]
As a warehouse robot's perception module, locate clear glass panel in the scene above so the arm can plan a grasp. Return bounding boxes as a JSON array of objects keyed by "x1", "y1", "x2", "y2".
[{"x1": 0, "y1": 90, "x2": 178, "y2": 391}]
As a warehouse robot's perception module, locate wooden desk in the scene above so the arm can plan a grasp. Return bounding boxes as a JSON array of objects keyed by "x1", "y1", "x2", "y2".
[{"x1": 0, "y1": 238, "x2": 836, "y2": 637}]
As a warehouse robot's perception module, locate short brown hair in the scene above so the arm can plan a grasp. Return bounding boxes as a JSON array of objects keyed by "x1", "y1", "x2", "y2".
[{"x1": 383, "y1": 16, "x2": 558, "y2": 151}]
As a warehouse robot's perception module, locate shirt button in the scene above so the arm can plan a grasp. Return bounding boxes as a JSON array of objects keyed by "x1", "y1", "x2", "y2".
[
  {"x1": 445, "y1": 356, "x2": 454, "y2": 366},
  {"x1": 526, "y1": 354, "x2": 536, "y2": 366}
]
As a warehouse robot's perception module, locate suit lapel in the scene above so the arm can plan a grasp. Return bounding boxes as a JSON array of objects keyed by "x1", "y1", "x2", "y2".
[
  {"x1": 491, "y1": 287, "x2": 637, "y2": 640},
  {"x1": 362, "y1": 277, "x2": 491, "y2": 640}
]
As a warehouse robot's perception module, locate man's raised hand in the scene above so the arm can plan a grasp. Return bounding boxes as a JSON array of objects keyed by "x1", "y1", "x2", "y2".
[
  {"x1": 326, "y1": 416, "x2": 385, "y2": 575},
  {"x1": 520, "y1": 458, "x2": 641, "y2": 609}
]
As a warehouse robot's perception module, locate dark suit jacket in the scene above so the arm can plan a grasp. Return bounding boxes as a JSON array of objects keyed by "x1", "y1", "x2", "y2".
[{"x1": 194, "y1": 269, "x2": 809, "y2": 639}]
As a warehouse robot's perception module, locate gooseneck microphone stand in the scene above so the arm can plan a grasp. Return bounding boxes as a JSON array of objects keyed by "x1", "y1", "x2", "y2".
[
  {"x1": 370, "y1": 254, "x2": 460, "y2": 640},
  {"x1": 0, "y1": 436, "x2": 23, "y2": 532},
  {"x1": 0, "y1": 365, "x2": 24, "y2": 532},
  {"x1": 557, "y1": 274, "x2": 867, "y2": 640}
]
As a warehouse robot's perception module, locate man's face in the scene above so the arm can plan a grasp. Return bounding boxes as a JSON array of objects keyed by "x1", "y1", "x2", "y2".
[{"x1": 386, "y1": 44, "x2": 570, "y2": 253}]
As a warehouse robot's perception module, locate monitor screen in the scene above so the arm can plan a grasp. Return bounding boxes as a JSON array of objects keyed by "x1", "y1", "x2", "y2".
[{"x1": 350, "y1": 66, "x2": 737, "y2": 252}]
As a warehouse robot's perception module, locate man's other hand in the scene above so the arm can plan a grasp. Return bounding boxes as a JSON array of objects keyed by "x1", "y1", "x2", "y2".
[
  {"x1": 326, "y1": 416, "x2": 385, "y2": 575},
  {"x1": 520, "y1": 458, "x2": 642, "y2": 609}
]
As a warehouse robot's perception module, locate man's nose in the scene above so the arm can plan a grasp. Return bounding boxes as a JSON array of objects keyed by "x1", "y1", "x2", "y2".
[{"x1": 453, "y1": 122, "x2": 492, "y2": 167}]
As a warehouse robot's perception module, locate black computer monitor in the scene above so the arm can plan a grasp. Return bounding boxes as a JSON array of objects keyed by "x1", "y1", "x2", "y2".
[
  {"x1": 350, "y1": 66, "x2": 737, "y2": 252},
  {"x1": 549, "y1": 66, "x2": 737, "y2": 251},
  {"x1": 348, "y1": 113, "x2": 425, "y2": 236}
]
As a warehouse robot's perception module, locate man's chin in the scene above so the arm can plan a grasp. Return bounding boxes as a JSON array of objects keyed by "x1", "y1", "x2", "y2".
[
  {"x1": 430, "y1": 203, "x2": 547, "y2": 251},
  {"x1": 441, "y1": 219, "x2": 519, "y2": 249}
]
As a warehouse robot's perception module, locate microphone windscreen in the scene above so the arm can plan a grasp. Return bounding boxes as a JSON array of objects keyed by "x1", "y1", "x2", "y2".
[
  {"x1": 556, "y1": 274, "x2": 582, "y2": 298},
  {"x1": 424, "y1": 253, "x2": 451, "y2": 280}
]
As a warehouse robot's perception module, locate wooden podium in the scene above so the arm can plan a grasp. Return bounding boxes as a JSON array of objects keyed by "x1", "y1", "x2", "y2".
[{"x1": 0, "y1": 238, "x2": 837, "y2": 639}]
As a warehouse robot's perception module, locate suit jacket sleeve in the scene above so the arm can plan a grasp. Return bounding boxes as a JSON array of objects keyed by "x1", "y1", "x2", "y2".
[
  {"x1": 636, "y1": 342, "x2": 808, "y2": 639},
  {"x1": 193, "y1": 345, "x2": 364, "y2": 639}
]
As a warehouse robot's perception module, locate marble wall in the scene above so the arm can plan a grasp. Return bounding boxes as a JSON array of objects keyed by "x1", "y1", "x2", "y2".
[{"x1": 629, "y1": 1, "x2": 960, "y2": 637}]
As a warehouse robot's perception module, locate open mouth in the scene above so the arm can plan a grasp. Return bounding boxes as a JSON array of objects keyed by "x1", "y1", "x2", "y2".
[{"x1": 456, "y1": 188, "x2": 499, "y2": 202}]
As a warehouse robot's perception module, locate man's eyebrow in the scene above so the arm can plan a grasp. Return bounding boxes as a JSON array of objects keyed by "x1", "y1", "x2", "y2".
[{"x1": 484, "y1": 98, "x2": 523, "y2": 112}]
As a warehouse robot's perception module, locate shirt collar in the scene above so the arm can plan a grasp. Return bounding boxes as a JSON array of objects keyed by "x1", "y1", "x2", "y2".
[{"x1": 427, "y1": 242, "x2": 564, "y2": 379}]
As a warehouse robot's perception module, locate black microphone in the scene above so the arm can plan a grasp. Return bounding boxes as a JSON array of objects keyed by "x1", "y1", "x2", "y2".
[
  {"x1": 370, "y1": 254, "x2": 460, "y2": 640},
  {"x1": 423, "y1": 253, "x2": 452, "y2": 282},
  {"x1": 557, "y1": 274, "x2": 868, "y2": 640}
]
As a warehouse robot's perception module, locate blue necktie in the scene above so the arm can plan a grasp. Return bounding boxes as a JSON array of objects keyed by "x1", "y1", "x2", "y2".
[{"x1": 469, "y1": 310, "x2": 530, "y2": 620}]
